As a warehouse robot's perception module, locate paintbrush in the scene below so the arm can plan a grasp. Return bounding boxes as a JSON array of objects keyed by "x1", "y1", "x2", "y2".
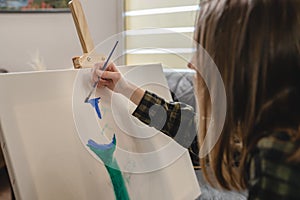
[{"x1": 84, "y1": 40, "x2": 119, "y2": 103}]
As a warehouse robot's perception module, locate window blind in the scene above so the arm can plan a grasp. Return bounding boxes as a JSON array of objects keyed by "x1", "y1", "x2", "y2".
[{"x1": 124, "y1": 0, "x2": 199, "y2": 69}]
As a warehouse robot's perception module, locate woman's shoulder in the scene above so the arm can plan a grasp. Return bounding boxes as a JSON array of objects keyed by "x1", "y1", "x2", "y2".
[
  {"x1": 256, "y1": 131, "x2": 298, "y2": 157},
  {"x1": 247, "y1": 130, "x2": 300, "y2": 199}
]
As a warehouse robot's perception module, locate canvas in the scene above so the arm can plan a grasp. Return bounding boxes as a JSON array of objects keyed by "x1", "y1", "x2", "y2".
[{"x1": 0, "y1": 63, "x2": 200, "y2": 200}]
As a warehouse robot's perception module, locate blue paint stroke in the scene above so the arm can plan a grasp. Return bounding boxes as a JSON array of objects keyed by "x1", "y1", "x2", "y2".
[
  {"x1": 86, "y1": 97, "x2": 102, "y2": 119},
  {"x1": 87, "y1": 135, "x2": 116, "y2": 164},
  {"x1": 87, "y1": 135, "x2": 130, "y2": 200}
]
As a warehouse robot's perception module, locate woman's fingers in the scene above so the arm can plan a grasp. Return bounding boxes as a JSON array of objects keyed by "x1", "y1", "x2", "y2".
[
  {"x1": 91, "y1": 62, "x2": 124, "y2": 92},
  {"x1": 96, "y1": 61, "x2": 116, "y2": 71},
  {"x1": 95, "y1": 69, "x2": 121, "y2": 82},
  {"x1": 98, "y1": 79, "x2": 111, "y2": 87},
  {"x1": 106, "y1": 62, "x2": 118, "y2": 72}
]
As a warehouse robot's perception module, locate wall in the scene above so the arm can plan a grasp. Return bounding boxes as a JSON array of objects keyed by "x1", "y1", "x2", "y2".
[{"x1": 0, "y1": 0, "x2": 123, "y2": 72}]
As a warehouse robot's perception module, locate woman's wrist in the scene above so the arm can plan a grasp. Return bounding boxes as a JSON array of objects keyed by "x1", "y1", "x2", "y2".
[
  {"x1": 120, "y1": 81, "x2": 144, "y2": 105},
  {"x1": 129, "y1": 87, "x2": 145, "y2": 105}
]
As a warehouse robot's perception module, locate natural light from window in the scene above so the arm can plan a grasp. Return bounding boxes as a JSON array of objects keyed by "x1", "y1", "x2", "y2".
[{"x1": 124, "y1": 0, "x2": 199, "y2": 69}]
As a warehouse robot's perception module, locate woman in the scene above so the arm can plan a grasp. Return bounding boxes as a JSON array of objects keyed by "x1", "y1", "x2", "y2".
[
  {"x1": 194, "y1": 0, "x2": 300, "y2": 199},
  {"x1": 92, "y1": 0, "x2": 300, "y2": 199}
]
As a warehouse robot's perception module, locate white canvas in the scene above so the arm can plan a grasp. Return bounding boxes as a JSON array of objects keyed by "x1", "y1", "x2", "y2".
[{"x1": 0, "y1": 63, "x2": 200, "y2": 200}]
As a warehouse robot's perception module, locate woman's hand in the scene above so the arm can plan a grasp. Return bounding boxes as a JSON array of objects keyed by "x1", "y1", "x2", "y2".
[
  {"x1": 91, "y1": 62, "x2": 145, "y2": 105},
  {"x1": 92, "y1": 62, "x2": 123, "y2": 92}
]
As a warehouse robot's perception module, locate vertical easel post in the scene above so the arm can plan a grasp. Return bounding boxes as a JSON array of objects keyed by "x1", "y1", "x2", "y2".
[{"x1": 69, "y1": 0, "x2": 105, "y2": 68}]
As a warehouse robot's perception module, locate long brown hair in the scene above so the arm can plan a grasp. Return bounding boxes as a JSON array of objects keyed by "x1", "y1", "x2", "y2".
[{"x1": 195, "y1": 0, "x2": 300, "y2": 190}]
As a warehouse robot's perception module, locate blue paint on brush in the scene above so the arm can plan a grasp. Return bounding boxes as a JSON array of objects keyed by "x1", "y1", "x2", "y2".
[
  {"x1": 87, "y1": 135, "x2": 130, "y2": 200},
  {"x1": 86, "y1": 97, "x2": 102, "y2": 119}
]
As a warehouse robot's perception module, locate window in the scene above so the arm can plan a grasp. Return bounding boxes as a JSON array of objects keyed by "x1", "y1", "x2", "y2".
[{"x1": 124, "y1": 0, "x2": 199, "y2": 69}]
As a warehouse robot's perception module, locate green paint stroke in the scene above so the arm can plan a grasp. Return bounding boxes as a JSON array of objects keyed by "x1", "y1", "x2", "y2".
[{"x1": 87, "y1": 135, "x2": 130, "y2": 200}]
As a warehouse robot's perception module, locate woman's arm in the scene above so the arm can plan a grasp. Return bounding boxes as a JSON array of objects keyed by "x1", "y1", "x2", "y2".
[
  {"x1": 91, "y1": 62, "x2": 199, "y2": 166},
  {"x1": 92, "y1": 63, "x2": 196, "y2": 140}
]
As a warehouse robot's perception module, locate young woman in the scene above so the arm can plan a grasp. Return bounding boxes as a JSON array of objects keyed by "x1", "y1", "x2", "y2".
[
  {"x1": 92, "y1": 0, "x2": 300, "y2": 199},
  {"x1": 194, "y1": 0, "x2": 300, "y2": 199}
]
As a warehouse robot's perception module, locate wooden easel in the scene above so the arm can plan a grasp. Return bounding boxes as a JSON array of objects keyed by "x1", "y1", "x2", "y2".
[{"x1": 68, "y1": 0, "x2": 105, "y2": 69}]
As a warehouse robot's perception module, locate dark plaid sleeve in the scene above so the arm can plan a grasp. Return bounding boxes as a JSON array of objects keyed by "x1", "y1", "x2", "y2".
[
  {"x1": 247, "y1": 131, "x2": 300, "y2": 200},
  {"x1": 132, "y1": 90, "x2": 199, "y2": 166}
]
